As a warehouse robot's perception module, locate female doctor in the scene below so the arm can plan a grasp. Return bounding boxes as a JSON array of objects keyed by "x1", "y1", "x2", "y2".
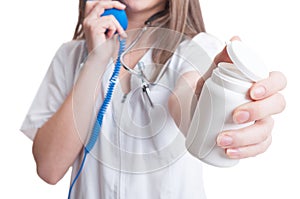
[{"x1": 21, "y1": 0, "x2": 286, "y2": 198}]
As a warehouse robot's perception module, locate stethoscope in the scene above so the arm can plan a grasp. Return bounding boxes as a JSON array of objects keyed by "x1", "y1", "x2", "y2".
[
  {"x1": 120, "y1": 26, "x2": 154, "y2": 107},
  {"x1": 119, "y1": 9, "x2": 169, "y2": 108}
]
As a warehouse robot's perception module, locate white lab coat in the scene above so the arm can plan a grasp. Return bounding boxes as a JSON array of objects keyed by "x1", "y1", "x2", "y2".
[{"x1": 21, "y1": 32, "x2": 223, "y2": 199}]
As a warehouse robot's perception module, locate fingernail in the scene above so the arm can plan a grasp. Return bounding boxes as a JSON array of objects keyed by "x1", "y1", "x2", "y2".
[
  {"x1": 251, "y1": 86, "x2": 266, "y2": 99},
  {"x1": 217, "y1": 135, "x2": 233, "y2": 147},
  {"x1": 226, "y1": 148, "x2": 241, "y2": 158},
  {"x1": 233, "y1": 111, "x2": 250, "y2": 124}
]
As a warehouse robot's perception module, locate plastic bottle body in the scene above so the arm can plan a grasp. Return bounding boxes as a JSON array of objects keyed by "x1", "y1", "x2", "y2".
[{"x1": 186, "y1": 63, "x2": 254, "y2": 167}]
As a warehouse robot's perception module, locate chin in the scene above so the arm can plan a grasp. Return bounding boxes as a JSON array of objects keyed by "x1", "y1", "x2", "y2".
[{"x1": 119, "y1": 0, "x2": 166, "y2": 13}]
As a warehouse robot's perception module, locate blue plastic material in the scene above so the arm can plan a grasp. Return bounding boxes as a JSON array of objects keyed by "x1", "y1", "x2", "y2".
[{"x1": 101, "y1": 8, "x2": 128, "y2": 31}]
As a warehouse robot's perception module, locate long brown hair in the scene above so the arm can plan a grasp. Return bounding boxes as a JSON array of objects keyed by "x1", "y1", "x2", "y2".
[{"x1": 73, "y1": 0, "x2": 206, "y2": 79}]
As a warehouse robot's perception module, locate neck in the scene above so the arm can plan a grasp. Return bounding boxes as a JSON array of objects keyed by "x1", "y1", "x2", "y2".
[
  {"x1": 126, "y1": 5, "x2": 166, "y2": 30},
  {"x1": 126, "y1": 11, "x2": 150, "y2": 30}
]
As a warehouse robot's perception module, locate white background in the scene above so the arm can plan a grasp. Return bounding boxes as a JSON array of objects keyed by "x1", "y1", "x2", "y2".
[{"x1": 1, "y1": 0, "x2": 299, "y2": 198}]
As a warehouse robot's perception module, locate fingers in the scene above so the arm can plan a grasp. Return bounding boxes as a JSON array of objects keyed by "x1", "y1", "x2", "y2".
[
  {"x1": 231, "y1": 71, "x2": 287, "y2": 124},
  {"x1": 100, "y1": 15, "x2": 127, "y2": 38},
  {"x1": 216, "y1": 71, "x2": 286, "y2": 159},
  {"x1": 250, "y1": 71, "x2": 287, "y2": 100},
  {"x1": 229, "y1": 36, "x2": 241, "y2": 41},
  {"x1": 217, "y1": 117, "x2": 274, "y2": 159},
  {"x1": 211, "y1": 36, "x2": 287, "y2": 160},
  {"x1": 217, "y1": 117, "x2": 274, "y2": 148},
  {"x1": 226, "y1": 135, "x2": 272, "y2": 159},
  {"x1": 83, "y1": 1, "x2": 127, "y2": 52},
  {"x1": 233, "y1": 92, "x2": 286, "y2": 123}
]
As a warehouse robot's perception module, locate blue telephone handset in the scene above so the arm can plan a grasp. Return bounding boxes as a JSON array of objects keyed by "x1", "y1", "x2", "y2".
[
  {"x1": 84, "y1": 8, "x2": 127, "y2": 153},
  {"x1": 101, "y1": 8, "x2": 128, "y2": 31},
  {"x1": 68, "y1": 8, "x2": 127, "y2": 199}
]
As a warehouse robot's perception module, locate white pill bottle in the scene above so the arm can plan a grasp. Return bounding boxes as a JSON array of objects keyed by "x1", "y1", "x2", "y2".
[{"x1": 186, "y1": 40, "x2": 269, "y2": 167}]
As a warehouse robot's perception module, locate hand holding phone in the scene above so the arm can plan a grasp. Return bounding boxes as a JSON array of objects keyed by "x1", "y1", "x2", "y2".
[{"x1": 84, "y1": 1, "x2": 127, "y2": 52}]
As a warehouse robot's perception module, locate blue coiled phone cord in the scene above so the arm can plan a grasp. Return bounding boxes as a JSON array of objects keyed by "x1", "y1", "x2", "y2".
[{"x1": 68, "y1": 36, "x2": 126, "y2": 199}]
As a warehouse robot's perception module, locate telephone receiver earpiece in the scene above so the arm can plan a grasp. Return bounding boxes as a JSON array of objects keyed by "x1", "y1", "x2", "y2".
[{"x1": 101, "y1": 8, "x2": 128, "y2": 31}]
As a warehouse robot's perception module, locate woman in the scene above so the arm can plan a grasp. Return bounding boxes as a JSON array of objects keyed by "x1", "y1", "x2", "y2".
[{"x1": 21, "y1": 0, "x2": 286, "y2": 198}]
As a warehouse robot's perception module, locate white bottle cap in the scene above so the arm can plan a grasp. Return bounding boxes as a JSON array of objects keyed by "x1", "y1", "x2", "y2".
[{"x1": 226, "y1": 40, "x2": 269, "y2": 82}]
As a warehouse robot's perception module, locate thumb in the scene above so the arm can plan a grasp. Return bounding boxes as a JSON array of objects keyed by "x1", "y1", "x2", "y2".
[
  {"x1": 214, "y1": 36, "x2": 241, "y2": 64},
  {"x1": 229, "y1": 35, "x2": 242, "y2": 41}
]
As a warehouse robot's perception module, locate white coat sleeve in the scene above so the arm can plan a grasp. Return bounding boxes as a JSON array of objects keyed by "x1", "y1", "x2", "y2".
[
  {"x1": 20, "y1": 41, "x2": 84, "y2": 140},
  {"x1": 169, "y1": 32, "x2": 224, "y2": 80}
]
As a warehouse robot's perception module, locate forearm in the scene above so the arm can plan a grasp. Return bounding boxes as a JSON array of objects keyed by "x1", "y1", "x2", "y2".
[
  {"x1": 33, "y1": 48, "x2": 113, "y2": 184},
  {"x1": 168, "y1": 71, "x2": 200, "y2": 136},
  {"x1": 33, "y1": 93, "x2": 83, "y2": 185}
]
